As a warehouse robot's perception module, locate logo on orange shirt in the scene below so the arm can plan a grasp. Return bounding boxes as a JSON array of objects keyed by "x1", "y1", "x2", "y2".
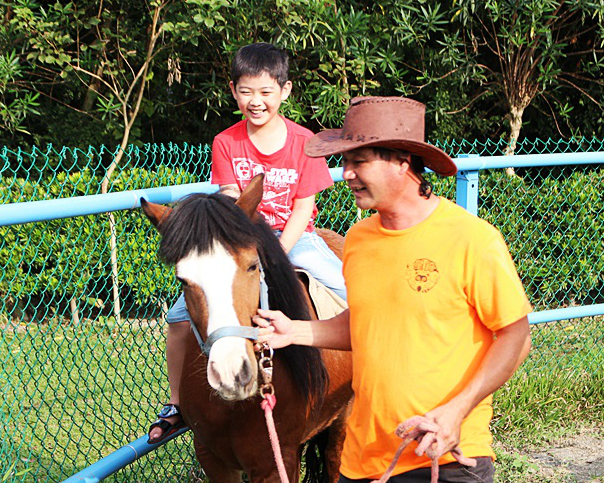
[{"x1": 406, "y1": 258, "x2": 440, "y2": 293}]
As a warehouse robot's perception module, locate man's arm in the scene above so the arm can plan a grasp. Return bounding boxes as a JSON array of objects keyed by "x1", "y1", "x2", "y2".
[
  {"x1": 253, "y1": 308, "x2": 352, "y2": 351},
  {"x1": 425, "y1": 316, "x2": 531, "y2": 456},
  {"x1": 278, "y1": 195, "x2": 315, "y2": 253}
]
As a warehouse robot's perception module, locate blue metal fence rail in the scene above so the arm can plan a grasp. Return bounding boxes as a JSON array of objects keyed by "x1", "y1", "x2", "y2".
[{"x1": 62, "y1": 428, "x2": 189, "y2": 483}]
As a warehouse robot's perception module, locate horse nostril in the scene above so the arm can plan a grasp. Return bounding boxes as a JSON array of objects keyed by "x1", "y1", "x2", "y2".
[{"x1": 236, "y1": 360, "x2": 252, "y2": 387}]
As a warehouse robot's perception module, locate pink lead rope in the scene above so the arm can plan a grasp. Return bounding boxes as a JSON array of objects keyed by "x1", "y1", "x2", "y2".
[
  {"x1": 371, "y1": 416, "x2": 477, "y2": 483},
  {"x1": 258, "y1": 343, "x2": 290, "y2": 483},
  {"x1": 261, "y1": 393, "x2": 290, "y2": 483}
]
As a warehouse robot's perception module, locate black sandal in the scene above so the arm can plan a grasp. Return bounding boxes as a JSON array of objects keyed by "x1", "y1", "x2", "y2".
[{"x1": 147, "y1": 404, "x2": 185, "y2": 444}]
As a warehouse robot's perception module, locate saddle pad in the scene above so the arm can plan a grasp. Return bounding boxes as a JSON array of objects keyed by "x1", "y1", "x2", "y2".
[{"x1": 295, "y1": 269, "x2": 348, "y2": 319}]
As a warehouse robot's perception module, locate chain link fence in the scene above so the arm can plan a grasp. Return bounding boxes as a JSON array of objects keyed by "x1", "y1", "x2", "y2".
[{"x1": 1, "y1": 139, "x2": 603, "y2": 482}]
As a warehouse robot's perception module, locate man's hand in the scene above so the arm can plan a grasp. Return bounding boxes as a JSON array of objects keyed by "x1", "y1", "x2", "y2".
[
  {"x1": 254, "y1": 308, "x2": 352, "y2": 351},
  {"x1": 253, "y1": 309, "x2": 294, "y2": 349},
  {"x1": 421, "y1": 401, "x2": 466, "y2": 459}
]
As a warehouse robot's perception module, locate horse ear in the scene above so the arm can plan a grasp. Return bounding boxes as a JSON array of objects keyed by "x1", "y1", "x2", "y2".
[
  {"x1": 140, "y1": 198, "x2": 172, "y2": 231},
  {"x1": 236, "y1": 173, "x2": 264, "y2": 219}
]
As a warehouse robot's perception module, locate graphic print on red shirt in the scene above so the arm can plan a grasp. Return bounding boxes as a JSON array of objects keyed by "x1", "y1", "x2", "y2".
[{"x1": 211, "y1": 118, "x2": 333, "y2": 231}]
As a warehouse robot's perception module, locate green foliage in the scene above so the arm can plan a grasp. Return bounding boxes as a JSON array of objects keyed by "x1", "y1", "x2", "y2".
[
  {"x1": 3, "y1": 145, "x2": 602, "y2": 322},
  {"x1": 316, "y1": 182, "x2": 359, "y2": 235},
  {"x1": 1, "y1": 0, "x2": 603, "y2": 149},
  {"x1": 449, "y1": 0, "x2": 604, "y2": 141},
  {"x1": 480, "y1": 167, "x2": 604, "y2": 308},
  {"x1": 0, "y1": 50, "x2": 40, "y2": 136},
  {"x1": 0, "y1": 165, "x2": 198, "y2": 322}
]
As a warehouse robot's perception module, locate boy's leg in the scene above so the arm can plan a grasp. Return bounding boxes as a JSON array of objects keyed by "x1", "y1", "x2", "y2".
[
  {"x1": 286, "y1": 231, "x2": 347, "y2": 300},
  {"x1": 165, "y1": 320, "x2": 190, "y2": 407},
  {"x1": 149, "y1": 294, "x2": 191, "y2": 442}
]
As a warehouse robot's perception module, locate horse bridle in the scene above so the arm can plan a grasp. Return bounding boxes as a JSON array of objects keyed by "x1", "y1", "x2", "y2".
[{"x1": 189, "y1": 258, "x2": 269, "y2": 356}]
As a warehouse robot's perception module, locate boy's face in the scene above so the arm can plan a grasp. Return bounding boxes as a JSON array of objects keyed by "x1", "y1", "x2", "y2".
[{"x1": 230, "y1": 72, "x2": 292, "y2": 130}]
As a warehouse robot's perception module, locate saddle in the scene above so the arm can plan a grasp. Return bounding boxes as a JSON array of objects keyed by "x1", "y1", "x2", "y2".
[{"x1": 295, "y1": 269, "x2": 348, "y2": 319}]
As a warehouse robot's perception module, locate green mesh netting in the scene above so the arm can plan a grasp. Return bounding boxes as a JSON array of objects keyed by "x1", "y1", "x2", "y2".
[{"x1": 0, "y1": 139, "x2": 603, "y2": 482}]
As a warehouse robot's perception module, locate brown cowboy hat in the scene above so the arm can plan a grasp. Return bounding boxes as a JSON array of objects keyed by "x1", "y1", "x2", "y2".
[{"x1": 305, "y1": 96, "x2": 457, "y2": 176}]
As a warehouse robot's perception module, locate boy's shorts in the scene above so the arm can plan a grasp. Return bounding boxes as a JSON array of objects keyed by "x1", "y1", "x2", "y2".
[
  {"x1": 275, "y1": 230, "x2": 347, "y2": 301},
  {"x1": 166, "y1": 293, "x2": 188, "y2": 324}
]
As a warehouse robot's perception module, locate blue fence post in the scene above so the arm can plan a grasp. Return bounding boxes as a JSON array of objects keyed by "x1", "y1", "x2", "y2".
[{"x1": 455, "y1": 154, "x2": 480, "y2": 215}]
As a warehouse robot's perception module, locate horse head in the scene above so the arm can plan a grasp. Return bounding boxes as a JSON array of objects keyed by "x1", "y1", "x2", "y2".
[{"x1": 142, "y1": 175, "x2": 266, "y2": 401}]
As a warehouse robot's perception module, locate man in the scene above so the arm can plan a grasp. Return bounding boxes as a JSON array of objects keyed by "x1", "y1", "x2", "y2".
[{"x1": 254, "y1": 96, "x2": 532, "y2": 482}]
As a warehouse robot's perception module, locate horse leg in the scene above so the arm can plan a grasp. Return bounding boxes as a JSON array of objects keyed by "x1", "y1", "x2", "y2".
[
  {"x1": 193, "y1": 437, "x2": 242, "y2": 483},
  {"x1": 245, "y1": 446, "x2": 300, "y2": 483},
  {"x1": 324, "y1": 404, "x2": 353, "y2": 483}
]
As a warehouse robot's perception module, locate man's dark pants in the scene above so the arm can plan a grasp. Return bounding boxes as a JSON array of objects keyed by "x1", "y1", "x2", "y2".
[{"x1": 338, "y1": 457, "x2": 494, "y2": 483}]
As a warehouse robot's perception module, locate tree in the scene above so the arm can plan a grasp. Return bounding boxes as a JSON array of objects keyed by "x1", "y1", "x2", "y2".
[
  {"x1": 6, "y1": 0, "x2": 179, "y2": 321},
  {"x1": 450, "y1": 0, "x2": 604, "y2": 153},
  {"x1": 3, "y1": 0, "x2": 604, "y2": 150}
]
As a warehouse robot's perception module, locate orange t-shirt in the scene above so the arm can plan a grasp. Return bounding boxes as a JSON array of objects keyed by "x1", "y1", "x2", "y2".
[{"x1": 340, "y1": 198, "x2": 532, "y2": 480}]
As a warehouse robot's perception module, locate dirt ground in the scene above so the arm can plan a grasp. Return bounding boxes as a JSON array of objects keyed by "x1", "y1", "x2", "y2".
[{"x1": 526, "y1": 426, "x2": 604, "y2": 482}]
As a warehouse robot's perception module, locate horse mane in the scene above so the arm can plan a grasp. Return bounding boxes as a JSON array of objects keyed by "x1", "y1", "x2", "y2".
[{"x1": 158, "y1": 193, "x2": 328, "y2": 406}]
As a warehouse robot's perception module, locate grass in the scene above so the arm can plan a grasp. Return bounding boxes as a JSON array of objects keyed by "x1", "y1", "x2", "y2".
[
  {"x1": 1, "y1": 316, "x2": 603, "y2": 482},
  {"x1": 0, "y1": 317, "x2": 201, "y2": 482},
  {"x1": 492, "y1": 316, "x2": 604, "y2": 482}
]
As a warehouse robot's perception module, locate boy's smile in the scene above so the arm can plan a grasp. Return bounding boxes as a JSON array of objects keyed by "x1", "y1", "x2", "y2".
[{"x1": 230, "y1": 73, "x2": 292, "y2": 132}]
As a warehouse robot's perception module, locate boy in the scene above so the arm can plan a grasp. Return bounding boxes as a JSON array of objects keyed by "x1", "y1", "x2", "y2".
[{"x1": 148, "y1": 43, "x2": 345, "y2": 444}]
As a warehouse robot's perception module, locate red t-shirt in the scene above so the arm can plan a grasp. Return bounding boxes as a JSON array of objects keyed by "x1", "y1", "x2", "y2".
[{"x1": 211, "y1": 117, "x2": 333, "y2": 231}]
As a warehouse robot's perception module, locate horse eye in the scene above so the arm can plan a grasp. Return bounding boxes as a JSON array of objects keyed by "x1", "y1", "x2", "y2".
[{"x1": 247, "y1": 263, "x2": 258, "y2": 273}]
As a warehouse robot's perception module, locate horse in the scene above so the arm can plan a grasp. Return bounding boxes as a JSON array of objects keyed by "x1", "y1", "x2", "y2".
[{"x1": 141, "y1": 174, "x2": 353, "y2": 483}]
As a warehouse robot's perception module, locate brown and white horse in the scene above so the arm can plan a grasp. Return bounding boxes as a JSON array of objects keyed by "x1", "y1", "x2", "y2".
[{"x1": 142, "y1": 175, "x2": 353, "y2": 483}]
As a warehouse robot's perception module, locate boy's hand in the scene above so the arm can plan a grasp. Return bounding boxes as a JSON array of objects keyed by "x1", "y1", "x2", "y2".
[
  {"x1": 253, "y1": 309, "x2": 294, "y2": 349},
  {"x1": 218, "y1": 184, "x2": 241, "y2": 199}
]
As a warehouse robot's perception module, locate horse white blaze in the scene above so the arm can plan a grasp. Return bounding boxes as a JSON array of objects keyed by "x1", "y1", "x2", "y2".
[{"x1": 177, "y1": 242, "x2": 256, "y2": 400}]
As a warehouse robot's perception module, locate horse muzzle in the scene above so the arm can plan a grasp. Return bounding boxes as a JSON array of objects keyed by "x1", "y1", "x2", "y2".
[{"x1": 206, "y1": 337, "x2": 259, "y2": 400}]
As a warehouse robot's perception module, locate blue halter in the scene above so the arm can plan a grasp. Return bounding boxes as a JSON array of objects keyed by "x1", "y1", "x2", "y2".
[{"x1": 190, "y1": 258, "x2": 269, "y2": 355}]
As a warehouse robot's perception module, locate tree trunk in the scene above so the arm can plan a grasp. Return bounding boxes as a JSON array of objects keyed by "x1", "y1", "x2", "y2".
[
  {"x1": 98, "y1": 3, "x2": 164, "y2": 325},
  {"x1": 102, "y1": 143, "x2": 128, "y2": 326},
  {"x1": 107, "y1": 211, "x2": 121, "y2": 324},
  {"x1": 82, "y1": 65, "x2": 104, "y2": 112},
  {"x1": 504, "y1": 104, "x2": 525, "y2": 176},
  {"x1": 70, "y1": 298, "x2": 80, "y2": 325}
]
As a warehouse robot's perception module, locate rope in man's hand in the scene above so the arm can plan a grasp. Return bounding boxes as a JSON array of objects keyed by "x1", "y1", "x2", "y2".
[{"x1": 371, "y1": 416, "x2": 477, "y2": 483}]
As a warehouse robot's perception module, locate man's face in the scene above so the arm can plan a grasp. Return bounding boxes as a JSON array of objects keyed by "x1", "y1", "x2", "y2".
[{"x1": 341, "y1": 148, "x2": 407, "y2": 212}]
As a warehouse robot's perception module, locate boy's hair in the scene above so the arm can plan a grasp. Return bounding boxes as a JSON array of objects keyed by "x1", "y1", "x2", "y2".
[{"x1": 231, "y1": 43, "x2": 289, "y2": 88}]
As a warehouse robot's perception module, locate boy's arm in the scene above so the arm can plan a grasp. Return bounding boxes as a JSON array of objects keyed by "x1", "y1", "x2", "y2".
[
  {"x1": 279, "y1": 195, "x2": 314, "y2": 253},
  {"x1": 218, "y1": 184, "x2": 241, "y2": 199}
]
